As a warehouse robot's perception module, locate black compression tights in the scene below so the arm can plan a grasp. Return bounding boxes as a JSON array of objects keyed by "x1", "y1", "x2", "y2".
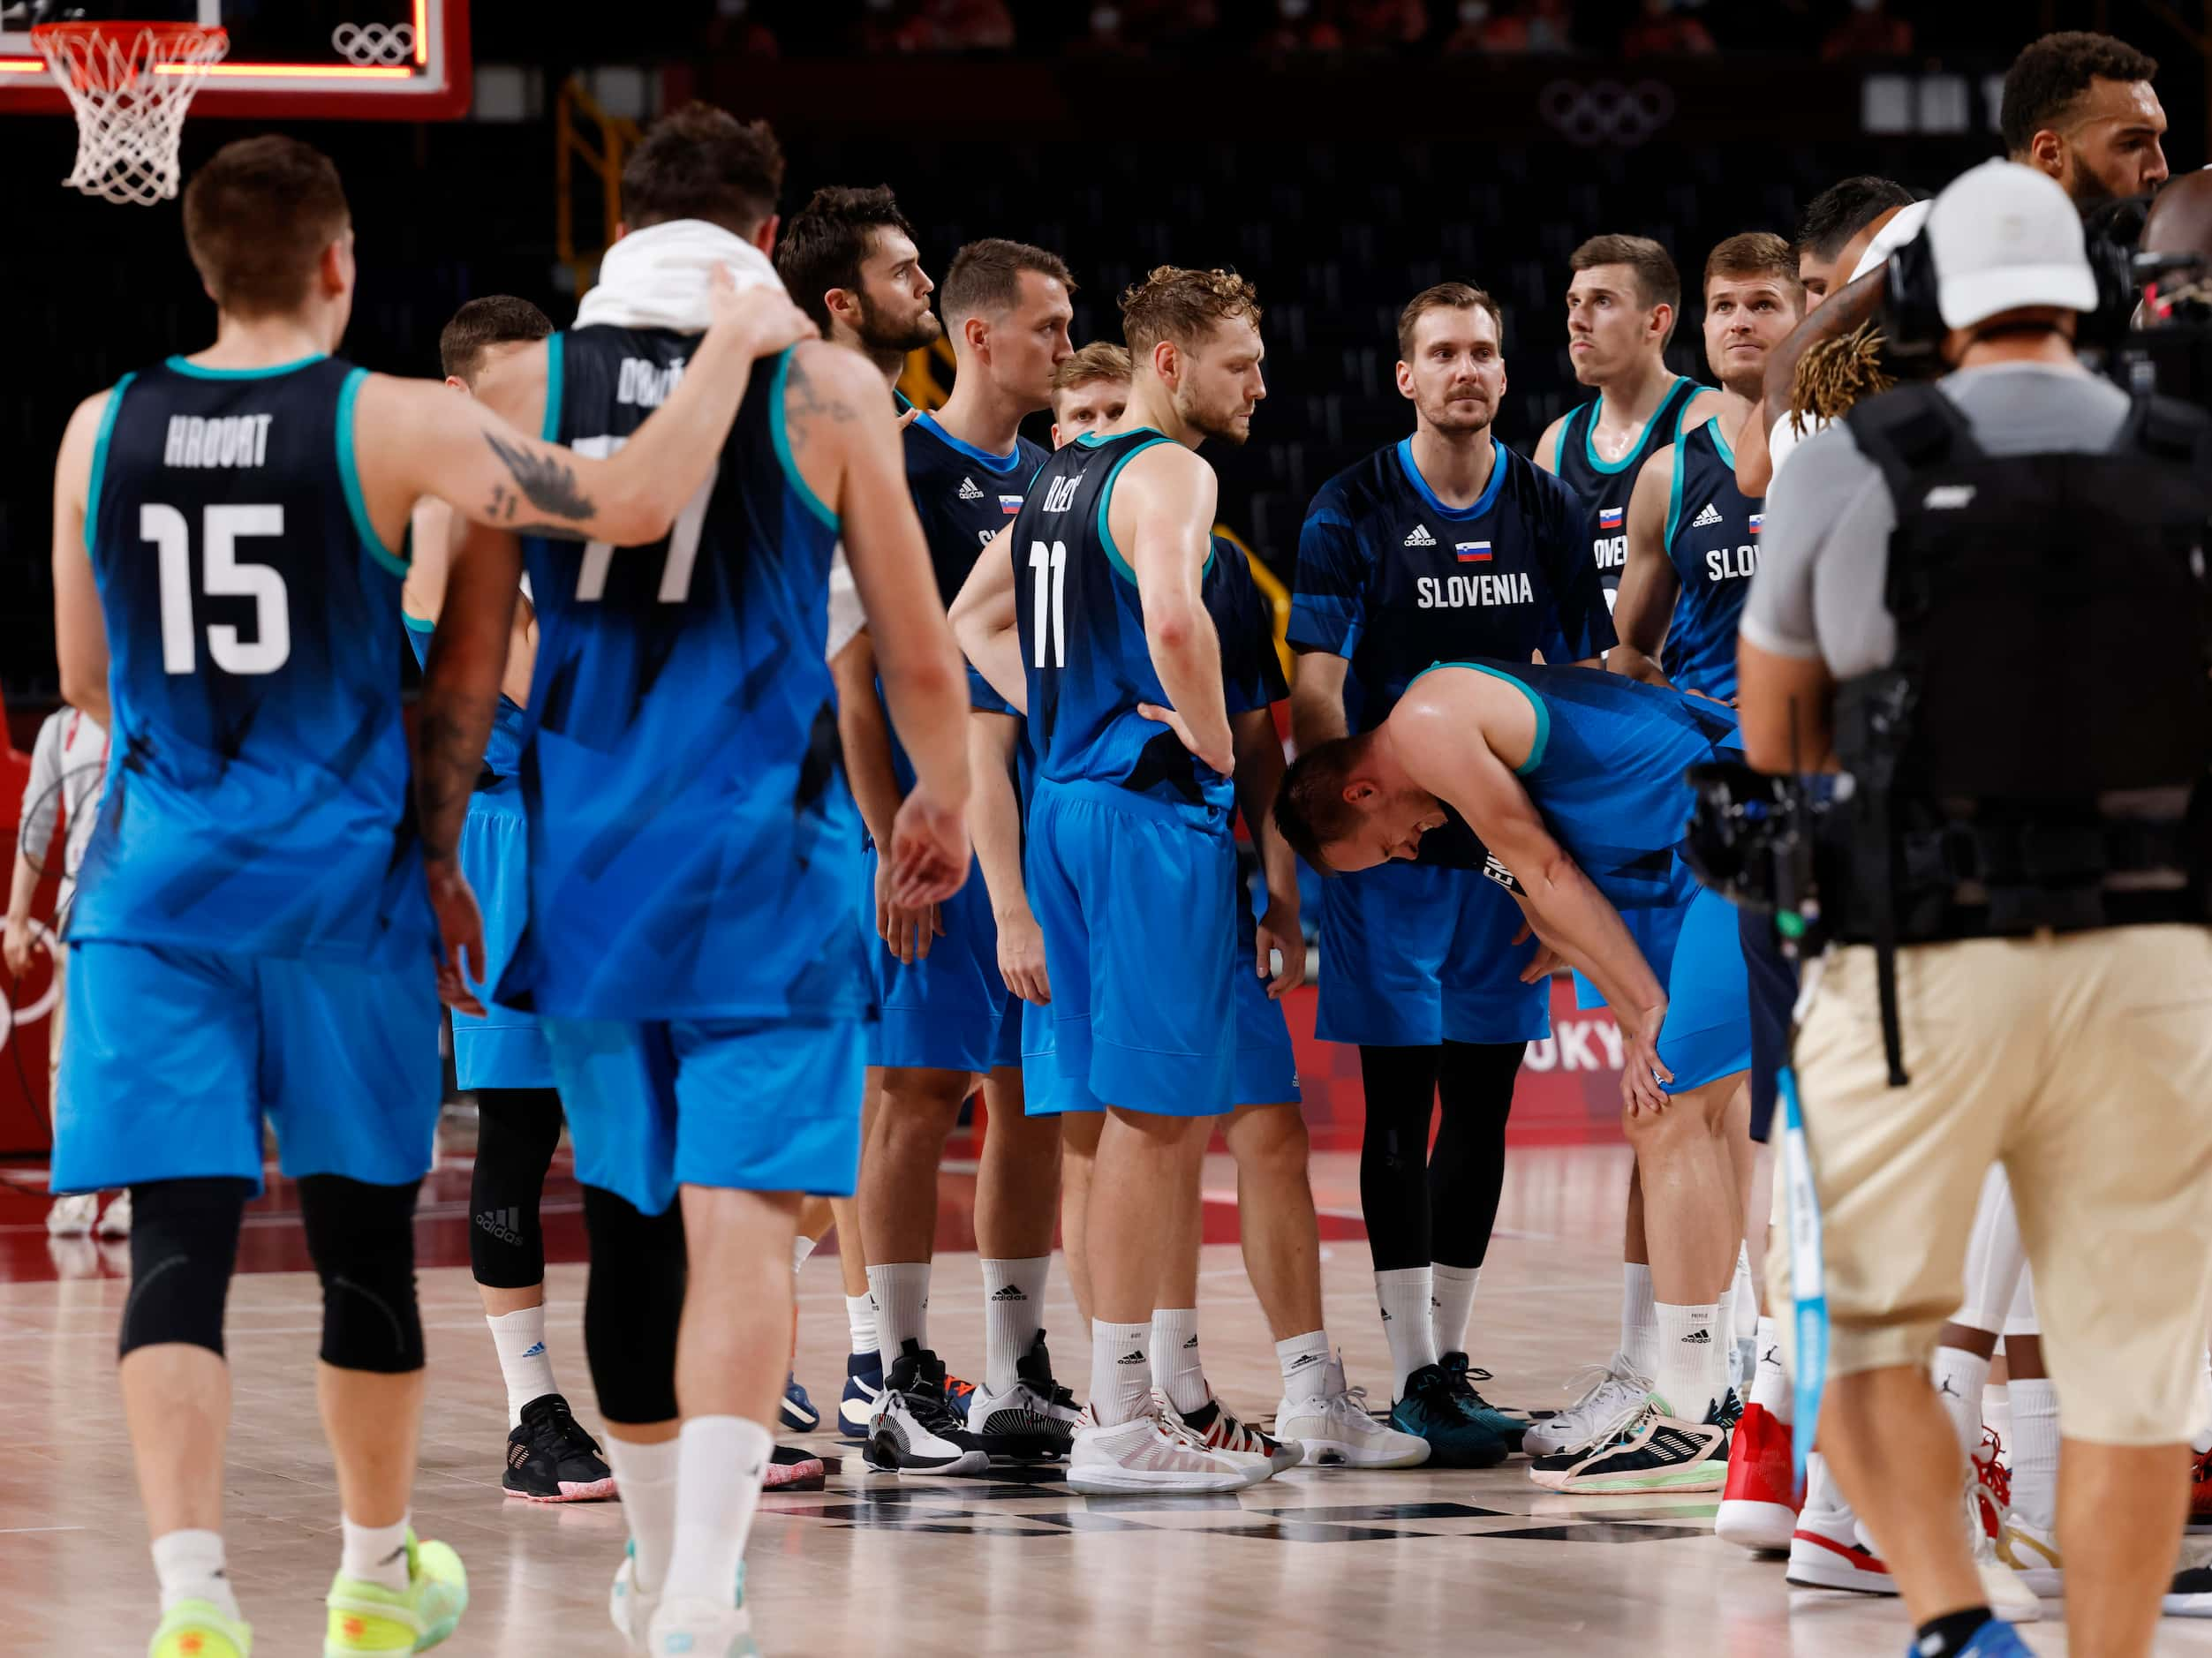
[
  {"x1": 1358, "y1": 1041, "x2": 1526, "y2": 1273},
  {"x1": 469, "y1": 1087, "x2": 564, "y2": 1289}
]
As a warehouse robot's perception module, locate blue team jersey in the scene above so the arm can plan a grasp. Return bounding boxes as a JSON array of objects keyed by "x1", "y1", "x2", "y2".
[
  {"x1": 403, "y1": 614, "x2": 528, "y2": 779},
  {"x1": 1552, "y1": 376, "x2": 1703, "y2": 592},
  {"x1": 500, "y1": 332, "x2": 863, "y2": 1021},
  {"x1": 881, "y1": 411, "x2": 1047, "y2": 793},
  {"x1": 68, "y1": 354, "x2": 434, "y2": 967},
  {"x1": 1208, "y1": 535, "x2": 1288, "y2": 720},
  {"x1": 1419, "y1": 659, "x2": 1742, "y2": 912},
  {"x1": 1005, "y1": 427, "x2": 1234, "y2": 812},
  {"x1": 1289, "y1": 437, "x2": 1614, "y2": 735},
  {"x1": 1659, "y1": 417, "x2": 1760, "y2": 701}
]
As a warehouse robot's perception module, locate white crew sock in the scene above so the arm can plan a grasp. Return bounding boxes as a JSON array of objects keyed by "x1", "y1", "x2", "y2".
[
  {"x1": 2009, "y1": 1377, "x2": 2061, "y2": 1533},
  {"x1": 603, "y1": 1435, "x2": 681, "y2": 1594},
  {"x1": 791, "y1": 1233, "x2": 817, "y2": 1273},
  {"x1": 1621, "y1": 1262, "x2": 1660, "y2": 1380},
  {"x1": 1931, "y1": 1346, "x2": 1991, "y2": 1462},
  {"x1": 868, "y1": 1262, "x2": 931, "y2": 1371},
  {"x1": 1376, "y1": 1267, "x2": 1440, "y2": 1398},
  {"x1": 1151, "y1": 1308, "x2": 1209, "y2": 1414},
  {"x1": 1653, "y1": 1301, "x2": 1723, "y2": 1421},
  {"x1": 1091, "y1": 1319, "x2": 1152, "y2": 1427},
  {"x1": 151, "y1": 1528, "x2": 238, "y2": 1619},
  {"x1": 1728, "y1": 1245, "x2": 1757, "y2": 1386},
  {"x1": 981, "y1": 1255, "x2": 1051, "y2": 1394},
  {"x1": 1277, "y1": 1331, "x2": 1332, "y2": 1406},
  {"x1": 845, "y1": 1293, "x2": 878, "y2": 1360},
  {"x1": 485, "y1": 1304, "x2": 560, "y2": 1427},
  {"x1": 1749, "y1": 1314, "x2": 1793, "y2": 1421},
  {"x1": 661, "y1": 1416, "x2": 771, "y2": 1606},
  {"x1": 338, "y1": 1513, "x2": 411, "y2": 1595},
  {"x1": 1431, "y1": 1263, "x2": 1481, "y2": 1359}
]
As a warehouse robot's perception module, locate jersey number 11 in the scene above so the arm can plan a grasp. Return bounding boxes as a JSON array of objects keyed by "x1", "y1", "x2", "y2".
[{"x1": 1029, "y1": 539, "x2": 1068, "y2": 669}]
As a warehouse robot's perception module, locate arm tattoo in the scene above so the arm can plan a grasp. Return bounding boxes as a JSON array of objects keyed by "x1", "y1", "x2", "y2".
[
  {"x1": 483, "y1": 429, "x2": 597, "y2": 523},
  {"x1": 782, "y1": 355, "x2": 861, "y2": 456}
]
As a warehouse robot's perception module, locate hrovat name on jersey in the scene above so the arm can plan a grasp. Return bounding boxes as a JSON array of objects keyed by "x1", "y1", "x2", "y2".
[
  {"x1": 1415, "y1": 570, "x2": 1536, "y2": 609},
  {"x1": 162, "y1": 413, "x2": 272, "y2": 470},
  {"x1": 616, "y1": 356, "x2": 686, "y2": 409}
]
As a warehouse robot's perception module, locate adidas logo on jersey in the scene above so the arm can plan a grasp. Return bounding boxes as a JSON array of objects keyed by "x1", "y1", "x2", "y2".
[
  {"x1": 1403, "y1": 523, "x2": 1437, "y2": 546},
  {"x1": 1691, "y1": 501, "x2": 1724, "y2": 528},
  {"x1": 989, "y1": 1285, "x2": 1028, "y2": 1302},
  {"x1": 959, "y1": 476, "x2": 985, "y2": 501}
]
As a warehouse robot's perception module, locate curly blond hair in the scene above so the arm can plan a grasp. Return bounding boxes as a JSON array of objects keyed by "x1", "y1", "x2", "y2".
[{"x1": 1120, "y1": 266, "x2": 1263, "y2": 358}]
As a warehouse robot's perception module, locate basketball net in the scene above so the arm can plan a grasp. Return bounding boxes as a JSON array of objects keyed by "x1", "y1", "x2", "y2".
[{"x1": 32, "y1": 22, "x2": 229, "y2": 207}]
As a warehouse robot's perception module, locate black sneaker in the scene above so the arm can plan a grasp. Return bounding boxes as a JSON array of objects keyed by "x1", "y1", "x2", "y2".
[
  {"x1": 1441, "y1": 1351, "x2": 1530, "y2": 1454},
  {"x1": 1387, "y1": 1363, "x2": 1511, "y2": 1468},
  {"x1": 967, "y1": 1330, "x2": 1083, "y2": 1458},
  {"x1": 862, "y1": 1340, "x2": 991, "y2": 1476},
  {"x1": 504, "y1": 1393, "x2": 617, "y2": 1503}
]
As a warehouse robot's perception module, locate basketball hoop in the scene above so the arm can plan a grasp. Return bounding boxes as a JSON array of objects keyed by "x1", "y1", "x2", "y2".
[{"x1": 31, "y1": 20, "x2": 229, "y2": 207}]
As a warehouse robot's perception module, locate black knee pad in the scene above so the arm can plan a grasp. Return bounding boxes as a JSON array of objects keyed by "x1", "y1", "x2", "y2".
[
  {"x1": 470, "y1": 1087, "x2": 563, "y2": 1289},
  {"x1": 298, "y1": 1174, "x2": 426, "y2": 1374},
  {"x1": 581, "y1": 1183, "x2": 687, "y2": 1425},
  {"x1": 118, "y1": 1177, "x2": 253, "y2": 1360}
]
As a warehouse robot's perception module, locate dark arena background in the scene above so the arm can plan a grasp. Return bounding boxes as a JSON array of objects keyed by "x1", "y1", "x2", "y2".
[{"x1": 3, "y1": 3, "x2": 2210, "y2": 1654}]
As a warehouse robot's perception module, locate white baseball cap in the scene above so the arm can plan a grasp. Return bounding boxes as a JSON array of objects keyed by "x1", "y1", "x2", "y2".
[
  {"x1": 1926, "y1": 159, "x2": 2097, "y2": 329},
  {"x1": 1848, "y1": 198, "x2": 1931, "y2": 283}
]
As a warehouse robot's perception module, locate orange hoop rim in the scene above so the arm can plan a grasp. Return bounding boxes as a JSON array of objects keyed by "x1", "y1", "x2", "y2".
[{"x1": 30, "y1": 20, "x2": 229, "y2": 91}]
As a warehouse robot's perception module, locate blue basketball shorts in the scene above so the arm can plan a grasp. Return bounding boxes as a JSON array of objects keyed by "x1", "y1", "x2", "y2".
[
  {"x1": 52, "y1": 939, "x2": 442, "y2": 1195},
  {"x1": 1651, "y1": 886, "x2": 1754, "y2": 1093},
  {"x1": 543, "y1": 1013, "x2": 864, "y2": 1217},
  {"x1": 857, "y1": 842, "x2": 1018, "y2": 1075},
  {"x1": 451, "y1": 781, "x2": 555, "y2": 1091},
  {"x1": 1740, "y1": 907, "x2": 1800, "y2": 1143},
  {"x1": 1318, "y1": 860, "x2": 1551, "y2": 1047},
  {"x1": 1022, "y1": 779, "x2": 1234, "y2": 1117}
]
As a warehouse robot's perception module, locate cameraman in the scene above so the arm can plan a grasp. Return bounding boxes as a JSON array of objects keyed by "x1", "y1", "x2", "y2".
[{"x1": 1736, "y1": 159, "x2": 2212, "y2": 1658}]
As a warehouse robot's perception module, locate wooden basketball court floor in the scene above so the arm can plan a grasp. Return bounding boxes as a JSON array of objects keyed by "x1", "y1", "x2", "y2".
[{"x1": 5, "y1": 1138, "x2": 2209, "y2": 1657}]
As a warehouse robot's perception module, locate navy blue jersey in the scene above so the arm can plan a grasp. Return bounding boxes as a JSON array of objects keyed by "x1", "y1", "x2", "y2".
[
  {"x1": 1552, "y1": 376, "x2": 1703, "y2": 591},
  {"x1": 1208, "y1": 535, "x2": 1288, "y2": 718},
  {"x1": 1659, "y1": 417, "x2": 1760, "y2": 701},
  {"x1": 880, "y1": 411, "x2": 1049, "y2": 794},
  {"x1": 68, "y1": 354, "x2": 433, "y2": 966},
  {"x1": 1415, "y1": 659, "x2": 1742, "y2": 911},
  {"x1": 501, "y1": 332, "x2": 863, "y2": 1021},
  {"x1": 1005, "y1": 426, "x2": 1233, "y2": 812},
  {"x1": 403, "y1": 613, "x2": 528, "y2": 779},
  {"x1": 1288, "y1": 436, "x2": 1615, "y2": 735}
]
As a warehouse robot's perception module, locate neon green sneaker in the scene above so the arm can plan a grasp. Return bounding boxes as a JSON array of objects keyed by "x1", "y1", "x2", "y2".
[
  {"x1": 323, "y1": 1533, "x2": 468, "y2": 1655},
  {"x1": 149, "y1": 1600, "x2": 253, "y2": 1658}
]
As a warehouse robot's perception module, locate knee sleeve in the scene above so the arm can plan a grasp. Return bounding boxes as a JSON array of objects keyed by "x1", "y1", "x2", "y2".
[
  {"x1": 582, "y1": 1182, "x2": 687, "y2": 1425},
  {"x1": 298, "y1": 1174, "x2": 426, "y2": 1374},
  {"x1": 118, "y1": 1177, "x2": 253, "y2": 1360},
  {"x1": 1358, "y1": 1044, "x2": 1440, "y2": 1271},
  {"x1": 469, "y1": 1087, "x2": 563, "y2": 1289},
  {"x1": 1429, "y1": 1040, "x2": 1523, "y2": 1270}
]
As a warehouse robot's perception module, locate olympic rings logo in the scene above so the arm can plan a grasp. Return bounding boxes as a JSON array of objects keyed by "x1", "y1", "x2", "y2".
[
  {"x1": 1538, "y1": 80, "x2": 1677, "y2": 149},
  {"x1": 330, "y1": 22, "x2": 417, "y2": 67}
]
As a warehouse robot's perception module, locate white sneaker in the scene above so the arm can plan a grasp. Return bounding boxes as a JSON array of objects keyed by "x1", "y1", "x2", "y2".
[
  {"x1": 1521, "y1": 1353, "x2": 1651, "y2": 1457},
  {"x1": 1159, "y1": 1388, "x2": 1299, "y2": 1473},
  {"x1": 1067, "y1": 1407, "x2": 1273, "y2": 1495},
  {"x1": 45, "y1": 1193, "x2": 98, "y2": 1237},
  {"x1": 645, "y1": 1594, "x2": 759, "y2": 1657},
  {"x1": 610, "y1": 1542, "x2": 660, "y2": 1654},
  {"x1": 1999, "y1": 1516, "x2": 2064, "y2": 1600},
  {"x1": 1967, "y1": 1479, "x2": 2041, "y2": 1623},
  {"x1": 1785, "y1": 1456, "x2": 1898, "y2": 1594},
  {"x1": 1274, "y1": 1357, "x2": 1430, "y2": 1469},
  {"x1": 96, "y1": 1188, "x2": 132, "y2": 1238}
]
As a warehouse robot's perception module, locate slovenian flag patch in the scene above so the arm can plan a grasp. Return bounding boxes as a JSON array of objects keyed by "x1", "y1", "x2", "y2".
[
  {"x1": 999, "y1": 494, "x2": 1023, "y2": 515},
  {"x1": 1598, "y1": 507, "x2": 1625, "y2": 531},
  {"x1": 1748, "y1": 514, "x2": 1763, "y2": 536},
  {"x1": 1455, "y1": 542, "x2": 1493, "y2": 562}
]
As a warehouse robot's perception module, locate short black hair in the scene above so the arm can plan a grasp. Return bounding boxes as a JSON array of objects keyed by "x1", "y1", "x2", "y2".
[
  {"x1": 2000, "y1": 32, "x2": 2159, "y2": 157},
  {"x1": 439, "y1": 294, "x2": 553, "y2": 384},
  {"x1": 621, "y1": 102, "x2": 784, "y2": 239},
  {"x1": 1272, "y1": 737, "x2": 1370, "y2": 875},
  {"x1": 774, "y1": 185, "x2": 917, "y2": 335},
  {"x1": 940, "y1": 238, "x2": 1075, "y2": 327},
  {"x1": 1796, "y1": 177, "x2": 1917, "y2": 261}
]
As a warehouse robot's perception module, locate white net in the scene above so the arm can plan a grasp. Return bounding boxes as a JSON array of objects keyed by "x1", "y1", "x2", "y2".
[{"x1": 33, "y1": 24, "x2": 229, "y2": 207}]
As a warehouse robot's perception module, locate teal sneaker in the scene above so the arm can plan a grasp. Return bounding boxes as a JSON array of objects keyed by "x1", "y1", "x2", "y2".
[
  {"x1": 323, "y1": 1532, "x2": 468, "y2": 1654},
  {"x1": 1388, "y1": 1362, "x2": 1510, "y2": 1468},
  {"x1": 1441, "y1": 1352, "x2": 1531, "y2": 1454}
]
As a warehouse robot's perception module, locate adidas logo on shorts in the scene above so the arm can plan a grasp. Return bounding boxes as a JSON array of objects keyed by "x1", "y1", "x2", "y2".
[
  {"x1": 1691, "y1": 501, "x2": 1724, "y2": 528},
  {"x1": 959, "y1": 476, "x2": 985, "y2": 500},
  {"x1": 1403, "y1": 523, "x2": 1437, "y2": 546},
  {"x1": 989, "y1": 1285, "x2": 1027, "y2": 1302}
]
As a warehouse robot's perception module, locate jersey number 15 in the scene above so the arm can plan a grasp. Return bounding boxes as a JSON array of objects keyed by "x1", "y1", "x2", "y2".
[{"x1": 143, "y1": 502, "x2": 289, "y2": 675}]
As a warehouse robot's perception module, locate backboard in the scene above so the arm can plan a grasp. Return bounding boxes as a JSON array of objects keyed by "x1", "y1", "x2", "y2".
[{"x1": 0, "y1": 0, "x2": 469, "y2": 120}]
